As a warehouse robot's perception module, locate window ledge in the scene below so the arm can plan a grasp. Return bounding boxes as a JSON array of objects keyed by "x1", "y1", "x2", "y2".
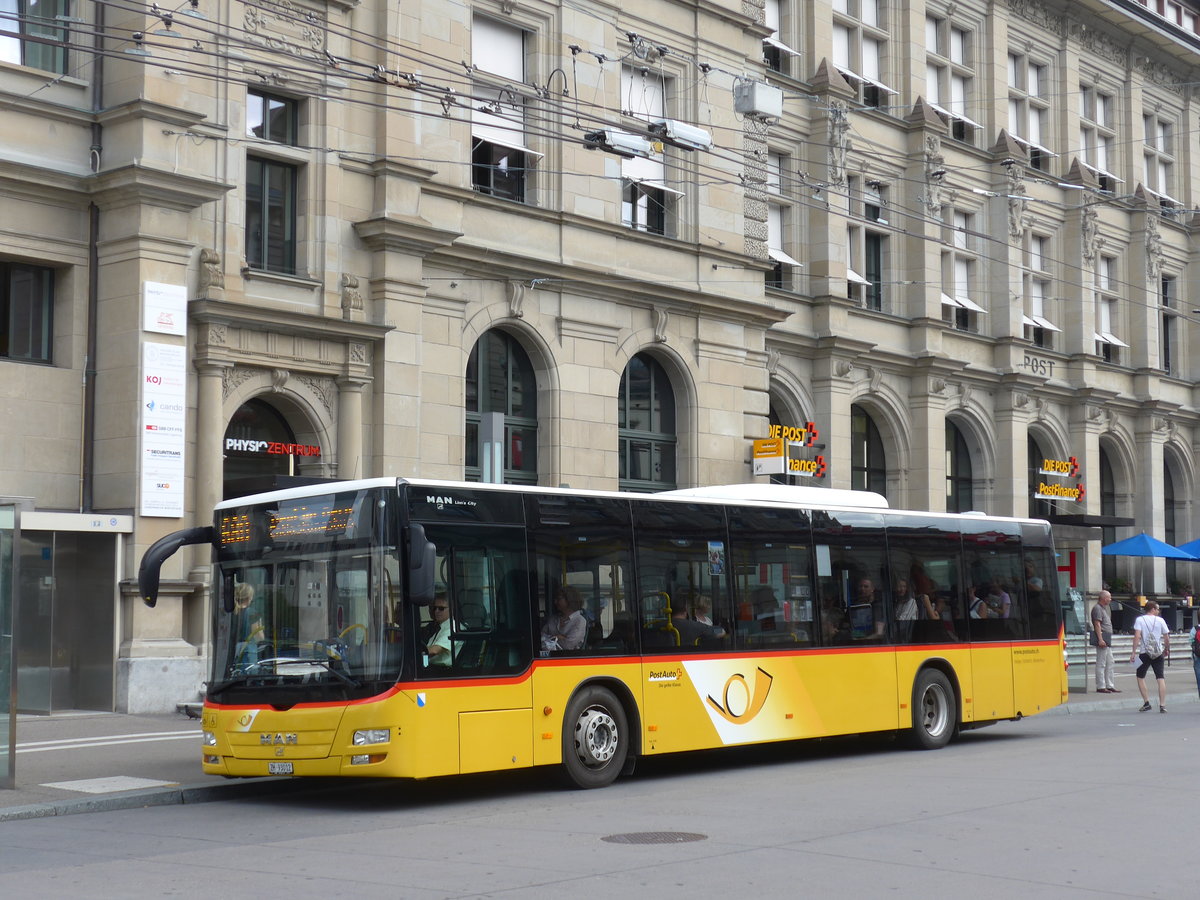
[{"x1": 241, "y1": 268, "x2": 322, "y2": 291}]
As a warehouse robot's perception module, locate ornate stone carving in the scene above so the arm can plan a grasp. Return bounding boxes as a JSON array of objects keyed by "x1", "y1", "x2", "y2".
[
  {"x1": 222, "y1": 366, "x2": 257, "y2": 399},
  {"x1": 653, "y1": 306, "x2": 669, "y2": 343},
  {"x1": 1071, "y1": 23, "x2": 1127, "y2": 66},
  {"x1": 1006, "y1": 164, "x2": 1027, "y2": 238},
  {"x1": 828, "y1": 100, "x2": 850, "y2": 188},
  {"x1": 340, "y1": 274, "x2": 363, "y2": 320},
  {"x1": 349, "y1": 342, "x2": 367, "y2": 364},
  {"x1": 271, "y1": 368, "x2": 290, "y2": 392},
  {"x1": 924, "y1": 135, "x2": 946, "y2": 219},
  {"x1": 206, "y1": 323, "x2": 228, "y2": 346},
  {"x1": 1081, "y1": 205, "x2": 1104, "y2": 265},
  {"x1": 834, "y1": 360, "x2": 853, "y2": 377},
  {"x1": 507, "y1": 280, "x2": 525, "y2": 319},
  {"x1": 1145, "y1": 215, "x2": 1163, "y2": 280},
  {"x1": 929, "y1": 377, "x2": 946, "y2": 396},
  {"x1": 298, "y1": 375, "x2": 336, "y2": 418},
  {"x1": 766, "y1": 348, "x2": 781, "y2": 375},
  {"x1": 1008, "y1": 0, "x2": 1067, "y2": 38},
  {"x1": 1011, "y1": 391, "x2": 1029, "y2": 409},
  {"x1": 244, "y1": 0, "x2": 326, "y2": 60},
  {"x1": 198, "y1": 248, "x2": 224, "y2": 299}
]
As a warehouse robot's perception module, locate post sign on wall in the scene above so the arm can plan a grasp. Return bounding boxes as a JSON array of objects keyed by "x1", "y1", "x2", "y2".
[{"x1": 140, "y1": 341, "x2": 187, "y2": 517}]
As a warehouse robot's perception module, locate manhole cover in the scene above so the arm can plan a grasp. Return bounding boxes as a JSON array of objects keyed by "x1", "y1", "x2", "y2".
[{"x1": 602, "y1": 832, "x2": 707, "y2": 845}]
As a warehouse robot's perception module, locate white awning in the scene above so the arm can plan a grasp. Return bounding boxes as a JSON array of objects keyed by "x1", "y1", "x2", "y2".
[
  {"x1": 1023, "y1": 314, "x2": 1061, "y2": 333},
  {"x1": 624, "y1": 177, "x2": 685, "y2": 197},
  {"x1": 1095, "y1": 331, "x2": 1129, "y2": 348},
  {"x1": 763, "y1": 36, "x2": 801, "y2": 57},
  {"x1": 1080, "y1": 161, "x2": 1123, "y2": 184},
  {"x1": 1012, "y1": 135, "x2": 1059, "y2": 158},
  {"x1": 928, "y1": 103, "x2": 982, "y2": 129},
  {"x1": 471, "y1": 133, "x2": 544, "y2": 161},
  {"x1": 833, "y1": 66, "x2": 898, "y2": 95},
  {"x1": 955, "y1": 295, "x2": 987, "y2": 313},
  {"x1": 847, "y1": 267, "x2": 871, "y2": 285},
  {"x1": 941, "y1": 293, "x2": 961, "y2": 307},
  {"x1": 768, "y1": 247, "x2": 804, "y2": 267}
]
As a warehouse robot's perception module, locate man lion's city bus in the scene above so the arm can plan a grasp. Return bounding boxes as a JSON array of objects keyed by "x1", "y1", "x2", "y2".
[{"x1": 138, "y1": 479, "x2": 1068, "y2": 789}]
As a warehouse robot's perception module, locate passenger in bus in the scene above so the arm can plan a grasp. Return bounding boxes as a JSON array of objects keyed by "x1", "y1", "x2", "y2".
[
  {"x1": 233, "y1": 582, "x2": 263, "y2": 664},
  {"x1": 425, "y1": 589, "x2": 453, "y2": 666},
  {"x1": 748, "y1": 586, "x2": 780, "y2": 633},
  {"x1": 894, "y1": 577, "x2": 934, "y2": 641},
  {"x1": 692, "y1": 593, "x2": 715, "y2": 626},
  {"x1": 970, "y1": 581, "x2": 1010, "y2": 619},
  {"x1": 671, "y1": 602, "x2": 726, "y2": 646},
  {"x1": 848, "y1": 577, "x2": 885, "y2": 639},
  {"x1": 542, "y1": 585, "x2": 587, "y2": 651}
]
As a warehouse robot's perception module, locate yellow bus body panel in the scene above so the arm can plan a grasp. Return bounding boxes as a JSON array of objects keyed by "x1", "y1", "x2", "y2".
[{"x1": 201, "y1": 641, "x2": 1064, "y2": 779}]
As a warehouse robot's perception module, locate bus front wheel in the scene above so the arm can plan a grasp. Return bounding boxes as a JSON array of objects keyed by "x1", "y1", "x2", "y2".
[
  {"x1": 561, "y1": 686, "x2": 628, "y2": 789},
  {"x1": 907, "y1": 669, "x2": 955, "y2": 750}
]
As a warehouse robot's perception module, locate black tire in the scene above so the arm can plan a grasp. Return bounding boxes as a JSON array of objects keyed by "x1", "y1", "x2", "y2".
[
  {"x1": 561, "y1": 686, "x2": 629, "y2": 789},
  {"x1": 907, "y1": 669, "x2": 956, "y2": 750}
]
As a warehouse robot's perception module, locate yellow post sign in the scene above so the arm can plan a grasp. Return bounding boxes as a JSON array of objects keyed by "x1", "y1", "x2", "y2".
[{"x1": 752, "y1": 438, "x2": 785, "y2": 475}]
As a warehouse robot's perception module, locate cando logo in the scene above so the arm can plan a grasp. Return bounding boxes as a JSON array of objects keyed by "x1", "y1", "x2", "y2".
[{"x1": 706, "y1": 667, "x2": 773, "y2": 724}]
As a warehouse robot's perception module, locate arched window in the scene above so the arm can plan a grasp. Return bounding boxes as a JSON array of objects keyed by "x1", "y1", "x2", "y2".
[
  {"x1": 223, "y1": 398, "x2": 305, "y2": 499},
  {"x1": 1099, "y1": 447, "x2": 1116, "y2": 587},
  {"x1": 465, "y1": 330, "x2": 538, "y2": 484},
  {"x1": 945, "y1": 420, "x2": 974, "y2": 512},
  {"x1": 850, "y1": 404, "x2": 886, "y2": 497},
  {"x1": 618, "y1": 353, "x2": 676, "y2": 491},
  {"x1": 1165, "y1": 460, "x2": 1178, "y2": 587},
  {"x1": 1027, "y1": 435, "x2": 1053, "y2": 520}
]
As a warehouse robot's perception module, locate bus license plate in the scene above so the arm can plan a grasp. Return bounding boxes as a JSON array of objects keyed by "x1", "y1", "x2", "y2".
[{"x1": 268, "y1": 762, "x2": 293, "y2": 775}]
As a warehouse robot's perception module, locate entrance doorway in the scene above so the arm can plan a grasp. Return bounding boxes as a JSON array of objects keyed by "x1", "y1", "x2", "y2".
[
  {"x1": 16, "y1": 530, "x2": 117, "y2": 713},
  {"x1": 223, "y1": 397, "x2": 325, "y2": 500}
]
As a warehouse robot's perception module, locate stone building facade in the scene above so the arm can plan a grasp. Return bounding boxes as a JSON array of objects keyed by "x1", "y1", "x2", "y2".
[{"x1": 0, "y1": 0, "x2": 1197, "y2": 711}]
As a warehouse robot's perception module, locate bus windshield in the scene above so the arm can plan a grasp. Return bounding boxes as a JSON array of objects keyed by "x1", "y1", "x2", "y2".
[{"x1": 209, "y1": 487, "x2": 402, "y2": 702}]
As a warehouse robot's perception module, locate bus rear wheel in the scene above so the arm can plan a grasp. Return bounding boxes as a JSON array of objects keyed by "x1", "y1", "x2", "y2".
[
  {"x1": 561, "y1": 686, "x2": 628, "y2": 789},
  {"x1": 907, "y1": 669, "x2": 955, "y2": 750}
]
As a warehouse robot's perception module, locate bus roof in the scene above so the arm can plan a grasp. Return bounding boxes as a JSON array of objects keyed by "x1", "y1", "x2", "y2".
[{"x1": 214, "y1": 477, "x2": 1049, "y2": 530}]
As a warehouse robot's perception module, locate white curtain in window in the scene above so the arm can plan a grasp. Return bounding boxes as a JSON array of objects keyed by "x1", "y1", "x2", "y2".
[
  {"x1": 472, "y1": 17, "x2": 528, "y2": 150},
  {"x1": 926, "y1": 63, "x2": 942, "y2": 104},
  {"x1": 621, "y1": 66, "x2": 666, "y2": 184},
  {"x1": 861, "y1": 38, "x2": 881, "y2": 83},
  {"x1": 950, "y1": 28, "x2": 966, "y2": 64},
  {"x1": 833, "y1": 24, "x2": 851, "y2": 71},
  {"x1": 925, "y1": 17, "x2": 939, "y2": 53}
]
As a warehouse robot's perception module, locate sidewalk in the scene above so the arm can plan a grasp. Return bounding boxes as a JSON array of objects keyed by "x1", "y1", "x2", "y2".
[{"x1": 2, "y1": 656, "x2": 1196, "y2": 821}]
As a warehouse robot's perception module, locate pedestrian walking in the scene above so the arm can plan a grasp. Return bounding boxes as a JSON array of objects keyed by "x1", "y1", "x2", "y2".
[
  {"x1": 1130, "y1": 600, "x2": 1170, "y2": 713},
  {"x1": 1191, "y1": 618, "x2": 1200, "y2": 700},
  {"x1": 1091, "y1": 590, "x2": 1118, "y2": 693}
]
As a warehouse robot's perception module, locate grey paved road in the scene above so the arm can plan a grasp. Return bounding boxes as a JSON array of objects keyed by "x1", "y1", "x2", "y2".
[{"x1": 2, "y1": 697, "x2": 1199, "y2": 898}]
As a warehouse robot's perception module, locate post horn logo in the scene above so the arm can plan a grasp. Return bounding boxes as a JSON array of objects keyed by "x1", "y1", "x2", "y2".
[{"x1": 706, "y1": 667, "x2": 773, "y2": 724}]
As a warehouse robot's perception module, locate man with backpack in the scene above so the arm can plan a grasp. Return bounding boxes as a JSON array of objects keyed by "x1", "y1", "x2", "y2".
[{"x1": 1130, "y1": 600, "x2": 1171, "y2": 713}]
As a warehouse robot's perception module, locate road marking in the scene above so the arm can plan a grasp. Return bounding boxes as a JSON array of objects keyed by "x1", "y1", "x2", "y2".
[
  {"x1": 39, "y1": 776, "x2": 179, "y2": 794},
  {"x1": 17, "y1": 731, "x2": 199, "y2": 754}
]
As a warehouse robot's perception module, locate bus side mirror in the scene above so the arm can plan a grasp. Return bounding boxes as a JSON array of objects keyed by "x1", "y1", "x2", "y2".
[
  {"x1": 138, "y1": 526, "x2": 214, "y2": 608},
  {"x1": 407, "y1": 523, "x2": 436, "y2": 605}
]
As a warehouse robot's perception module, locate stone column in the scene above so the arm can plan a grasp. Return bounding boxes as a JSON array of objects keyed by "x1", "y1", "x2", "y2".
[
  {"x1": 193, "y1": 360, "x2": 231, "y2": 542},
  {"x1": 337, "y1": 375, "x2": 370, "y2": 480}
]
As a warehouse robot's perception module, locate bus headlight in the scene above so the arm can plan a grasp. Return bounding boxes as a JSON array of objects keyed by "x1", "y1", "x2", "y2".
[
  {"x1": 203, "y1": 731, "x2": 217, "y2": 747},
  {"x1": 353, "y1": 729, "x2": 390, "y2": 746}
]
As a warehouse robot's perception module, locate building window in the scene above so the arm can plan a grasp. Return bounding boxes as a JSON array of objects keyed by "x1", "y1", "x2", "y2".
[
  {"x1": 1027, "y1": 436, "x2": 1053, "y2": 520},
  {"x1": 1, "y1": 261, "x2": 53, "y2": 363},
  {"x1": 847, "y1": 203, "x2": 885, "y2": 312},
  {"x1": 465, "y1": 330, "x2": 538, "y2": 484},
  {"x1": 765, "y1": 152, "x2": 800, "y2": 289},
  {"x1": 1022, "y1": 235, "x2": 1058, "y2": 348},
  {"x1": 620, "y1": 66, "x2": 676, "y2": 236},
  {"x1": 1079, "y1": 85, "x2": 1119, "y2": 191},
  {"x1": 1165, "y1": 461, "x2": 1180, "y2": 586},
  {"x1": 946, "y1": 420, "x2": 974, "y2": 513},
  {"x1": 0, "y1": 0, "x2": 68, "y2": 74},
  {"x1": 1008, "y1": 53, "x2": 1052, "y2": 170},
  {"x1": 1094, "y1": 256, "x2": 1127, "y2": 364},
  {"x1": 618, "y1": 353, "x2": 676, "y2": 491},
  {"x1": 832, "y1": 0, "x2": 894, "y2": 108},
  {"x1": 1143, "y1": 115, "x2": 1178, "y2": 213},
  {"x1": 1161, "y1": 275, "x2": 1178, "y2": 375},
  {"x1": 471, "y1": 16, "x2": 538, "y2": 202},
  {"x1": 941, "y1": 210, "x2": 984, "y2": 331},
  {"x1": 245, "y1": 158, "x2": 297, "y2": 274},
  {"x1": 850, "y1": 404, "x2": 886, "y2": 497},
  {"x1": 762, "y1": 0, "x2": 799, "y2": 74},
  {"x1": 1099, "y1": 447, "x2": 1116, "y2": 587},
  {"x1": 926, "y1": 16, "x2": 977, "y2": 144},
  {"x1": 246, "y1": 91, "x2": 300, "y2": 275}
]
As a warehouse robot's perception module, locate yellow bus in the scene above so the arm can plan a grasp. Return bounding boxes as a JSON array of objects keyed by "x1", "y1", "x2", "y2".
[{"x1": 139, "y1": 478, "x2": 1067, "y2": 789}]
